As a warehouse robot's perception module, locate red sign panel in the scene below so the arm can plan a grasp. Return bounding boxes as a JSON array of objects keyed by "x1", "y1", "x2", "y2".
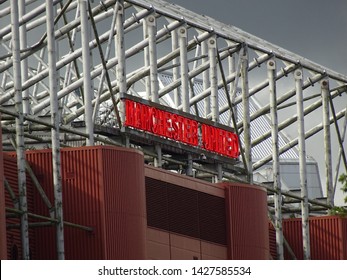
[{"x1": 124, "y1": 99, "x2": 239, "y2": 158}]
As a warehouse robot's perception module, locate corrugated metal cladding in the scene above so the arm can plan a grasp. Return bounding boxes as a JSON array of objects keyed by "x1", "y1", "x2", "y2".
[
  {"x1": 100, "y1": 147, "x2": 146, "y2": 259},
  {"x1": 23, "y1": 146, "x2": 146, "y2": 260},
  {"x1": 341, "y1": 218, "x2": 347, "y2": 259},
  {"x1": 0, "y1": 115, "x2": 6, "y2": 260},
  {"x1": 268, "y1": 224, "x2": 277, "y2": 260},
  {"x1": 221, "y1": 182, "x2": 270, "y2": 260},
  {"x1": 3, "y1": 154, "x2": 36, "y2": 260},
  {"x1": 145, "y1": 166, "x2": 270, "y2": 259},
  {"x1": 145, "y1": 177, "x2": 227, "y2": 245},
  {"x1": 276, "y1": 216, "x2": 347, "y2": 260},
  {"x1": 145, "y1": 166, "x2": 228, "y2": 260}
]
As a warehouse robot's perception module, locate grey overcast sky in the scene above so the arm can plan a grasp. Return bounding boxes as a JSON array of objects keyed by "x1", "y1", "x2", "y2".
[{"x1": 169, "y1": 0, "x2": 347, "y2": 76}]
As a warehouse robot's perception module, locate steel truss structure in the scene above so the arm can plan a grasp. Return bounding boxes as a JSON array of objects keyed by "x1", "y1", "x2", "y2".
[{"x1": 0, "y1": 0, "x2": 346, "y2": 260}]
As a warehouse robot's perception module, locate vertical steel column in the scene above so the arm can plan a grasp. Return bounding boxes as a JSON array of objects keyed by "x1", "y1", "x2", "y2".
[
  {"x1": 217, "y1": 163, "x2": 223, "y2": 182},
  {"x1": 241, "y1": 46, "x2": 252, "y2": 182},
  {"x1": 201, "y1": 37, "x2": 210, "y2": 117},
  {"x1": 268, "y1": 59, "x2": 284, "y2": 260},
  {"x1": 187, "y1": 154, "x2": 193, "y2": 176},
  {"x1": 208, "y1": 36, "x2": 218, "y2": 122},
  {"x1": 79, "y1": 0, "x2": 94, "y2": 145},
  {"x1": 178, "y1": 26, "x2": 189, "y2": 113},
  {"x1": 46, "y1": 0, "x2": 64, "y2": 260},
  {"x1": 19, "y1": 0, "x2": 30, "y2": 115},
  {"x1": 147, "y1": 15, "x2": 159, "y2": 103},
  {"x1": 116, "y1": 1, "x2": 126, "y2": 123},
  {"x1": 171, "y1": 28, "x2": 180, "y2": 108},
  {"x1": 11, "y1": 0, "x2": 30, "y2": 260},
  {"x1": 143, "y1": 17, "x2": 150, "y2": 100},
  {"x1": 154, "y1": 145, "x2": 162, "y2": 168},
  {"x1": 322, "y1": 79, "x2": 334, "y2": 206},
  {"x1": 295, "y1": 68, "x2": 310, "y2": 260},
  {"x1": 228, "y1": 45, "x2": 236, "y2": 96},
  {"x1": 179, "y1": 26, "x2": 191, "y2": 175}
]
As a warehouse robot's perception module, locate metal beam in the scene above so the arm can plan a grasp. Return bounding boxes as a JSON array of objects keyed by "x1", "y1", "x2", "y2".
[
  {"x1": 209, "y1": 36, "x2": 218, "y2": 122},
  {"x1": 46, "y1": 0, "x2": 64, "y2": 260},
  {"x1": 147, "y1": 15, "x2": 159, "y2": 103},
  {"x1": 116, "y1": 0, "x2": 127, "y2": 123},
  {"x1": 268, "y1": 59, "x2": 284, "y2": 260},
  {"x1": 80, "y1": 0, "x2": 94, "y2": 145},
  {"x1": 322, "y1": 79, "x2": 333, "y2": 206},
  {"x1": 178, "y1": 26, "x2": 189, "y2": 113},
  {"x1": 252, "y1": 87, "x2": 345, "y2": 147},
  {"x1": 295, "y1": 69, "x2": 310, "y2": 260},
  {"x1": 253, "y1": 108, "x2": 346, "y2": 170},
  {"x1": 10, "y1": 0, "x2": 30, "y2": 260},
  {"x1": 241, "y1": 46, "x2": 252, "y2": 182}
]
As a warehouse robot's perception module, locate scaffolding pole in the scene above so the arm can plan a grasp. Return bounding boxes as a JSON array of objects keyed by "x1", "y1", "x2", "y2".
[
  {"x1": 209, "y1": 36, "x2": 218, "y2": 122},
  {"x1": 79, "y1": 0, "x2": 94, "y2": 145},
  {"x1": 19, "y1": 0, "x2": 30, "y2": 115},
  {"x1": 252, "y1": 87, "x2": 345, "y2": 147},
  {"x1": 46, "y1": 0, "x2": 64, "y2": 260},
  {"x1": 143, "y1": 15, "x2": 151, "y2": 101},
  {"x1": 202, "y1": 37, "x2": 210, "y2": 117},
  {"x1": 268, "y1": 59, "x2": 284, "y2": 259},
  {"x1": 242, "y1": 73, "x2": 324, "y2": 126},
  {"x1": 116, "y1": 0, "x2": 126, "y2": 123},
  {"x1": 10, "y1": 0, "x2": 30, "y2": 260},
  {"x1": 193, "y1": 52, "x2": 271, "y2": 118},
  {"x1": 187, "y1": 154, "x2": 193, "y2": 176},
  {"x1": 179, "y1": 26, "x2": 189, "y2": 113},
  {"x1": 6, "y1": 207, "x2": 93, "y2": 232},
  {"x1": 253, "y1": 108, "x2": 346, "y2": 170},
  {"x1": 147, "y1": 15, "x2": 159, "y2": 103},
  {"x1": 241, "y1": 46, "x2": 252, "y2": 182},
  {"x1": 217, "y1": 163, "x2": 223, "y2": 182},
  {"x1": 322, "y1": 79, "x2": 334, "y2": 206},
  {"x1": 154, "y1": 145, "x2": 162, "y2": 168},
  {"x1": 295, "y1": 69, "x2": 310, "y2": 259},
  {"x1": 171, "y1": 28, "x2": 180, "y2": 108}
]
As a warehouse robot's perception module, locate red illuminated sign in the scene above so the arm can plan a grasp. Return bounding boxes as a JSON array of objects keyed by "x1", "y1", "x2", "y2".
[{"x1": 124, "y1": 99, "x2": 239, "y2": 158}]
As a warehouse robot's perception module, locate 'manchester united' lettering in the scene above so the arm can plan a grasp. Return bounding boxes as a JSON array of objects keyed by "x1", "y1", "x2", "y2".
[
  {"x1": 124, "y1": 99, "x2": 239, "y2": 158},
  {"x1": 201, "y1": 124, "x2": 239, "y2": 158}
]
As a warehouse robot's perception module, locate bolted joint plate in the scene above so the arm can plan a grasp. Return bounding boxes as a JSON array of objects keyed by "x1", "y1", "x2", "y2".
[
  {"x1": 294, "y1": 69, "x2": 303, "y2": 80},
  {"x1": 321, "y1": 79, "x2": 329, "y2": 89},
  {"x1": 207, "y1": 37, "x2": 216, "y2": 49},
  {"x1": 146, "y1": 15, "x2": 156, "y2": 26},
  {"x1": 267, "y1": 60, "x2": 276, "y2": 70},
  {"x1": 178, "y1": 27, "x2": 187, "y2": 38}
]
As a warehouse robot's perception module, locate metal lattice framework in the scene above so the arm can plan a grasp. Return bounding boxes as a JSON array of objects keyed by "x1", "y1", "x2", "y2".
[{"x1": 1, "y1": 0, "x2": 346, "y2": 260}]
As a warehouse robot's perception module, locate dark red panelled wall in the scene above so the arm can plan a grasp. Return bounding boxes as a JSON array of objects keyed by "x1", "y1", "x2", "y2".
[
  {"x1": 24, "y1": 146, "x2": 146, "y2": 259},
  {"x1": 3, "y1": 145, "x2": 272, "y2": 260},
  {"x1": 222, "y1": 182, "x2": 270, "y2": 260},
  {"x1": 269, "y1": 216, "x2": 347, "y2": 260},
  {"x1": 3, "y1": 154, "x2": 36, "y2": 260},
  {"x1": 0, "y1": 114, "x2": 6, "y2": 260}
]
